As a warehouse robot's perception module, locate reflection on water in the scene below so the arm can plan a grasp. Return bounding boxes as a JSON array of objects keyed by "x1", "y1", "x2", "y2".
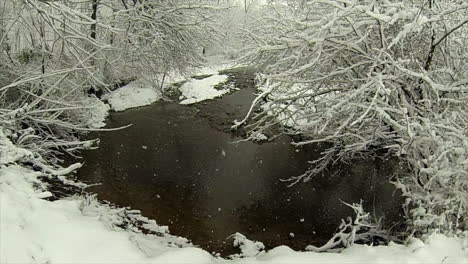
[{"x1": 77, "y1": 84, "x2": 403, "y2": 255}]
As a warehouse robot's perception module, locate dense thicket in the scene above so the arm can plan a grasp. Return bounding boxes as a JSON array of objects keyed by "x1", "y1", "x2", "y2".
[{"x1": 240, "y1": 0, "x2": 468, "y2": 237}]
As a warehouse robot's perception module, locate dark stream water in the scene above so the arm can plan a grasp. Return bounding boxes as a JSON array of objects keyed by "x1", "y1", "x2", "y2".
[{"x1": 76, "y1": 70, "x2": 403, "y2": 255}]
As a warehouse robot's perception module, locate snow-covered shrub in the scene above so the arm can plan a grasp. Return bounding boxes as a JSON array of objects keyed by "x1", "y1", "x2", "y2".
[
  {"x1": 306, "y1": 202, "x2": 391, "y2": 252},
  {"x1": 230, "y1": 232, "x2": 265, "y2": 257},
  {"x1": 249, "y1": 131, "x2": 269, "y2": 142},
  {"x1": 240, "y1": 0, "x2": 468, "y2": 236},
  {"x1": 0, "y1": 127, "x2": 34, "y2": 166}
]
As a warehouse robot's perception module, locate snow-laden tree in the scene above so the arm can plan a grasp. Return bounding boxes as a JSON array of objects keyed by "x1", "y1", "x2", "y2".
[
  {"x1": 0, "y1": 0, "x2": 221, "y2": 172},
  {"x1": 212, "y1": 0, "x2": 271, "y2": 59},
  {"x1": 116, "y1": 0, "x2": 222, "y2": 89},
  {"x1": 239, "y1": 0, "x2": 468, "y2": 236}
]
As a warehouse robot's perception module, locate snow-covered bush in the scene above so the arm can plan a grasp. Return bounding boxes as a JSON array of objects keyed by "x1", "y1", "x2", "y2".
[
  {"x1": 230, "y1": 232, "x2": 265, "y2": 257},
  {"x1": 240, "y1": 0, "x2": 468, "y2": 236},
  {"x1": 306, "y1": 202, "x2": 391, "y2": 252}
]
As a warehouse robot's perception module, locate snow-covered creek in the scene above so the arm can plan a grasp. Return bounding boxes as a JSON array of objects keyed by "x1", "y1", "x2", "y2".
[{"x1": 75, "y1": 72, "x2": 403, "y2": 256}]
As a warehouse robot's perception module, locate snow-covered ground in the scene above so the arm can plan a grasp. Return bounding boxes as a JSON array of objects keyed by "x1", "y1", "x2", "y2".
[
  {"x1": 103, "y1": 80, "x2": 162, "y2": 112},
  {"x1": 102, "y1": 63, "x2": 232, "y2": 111},
  {"x1": 71, "y1": 58, "x2": 234, "y2": 128},
  {"x1": 1, "y1": 162, "x2": 467, "y2": 264},
  {"x1": 0, "y1": 165, "x2": 213, "y2": 264},
  {"x1": 194, "y1": 57, "x2": 234, "y2": 76},
  {"x1": 178, "y1": 58, "x2": 234, "y2": 105},
  {"x1": 179, "y1": 74, "x2": 230, "y2": 105}
]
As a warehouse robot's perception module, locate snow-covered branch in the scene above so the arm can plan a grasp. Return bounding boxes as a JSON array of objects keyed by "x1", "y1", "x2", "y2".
[{"x1": 241, "y1": 0, "x2": 468, "y2": 236}]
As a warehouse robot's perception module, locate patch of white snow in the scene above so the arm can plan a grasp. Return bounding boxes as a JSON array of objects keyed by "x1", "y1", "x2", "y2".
[
  {"x1": 80, "y1": 96, "x2": 110, "y2": 128},
  {"x1": 179, "y1": 74, "x2": 229, "y2": 105},
  {"x1": 103, "y1": 81, "x2": 161, "y2": 112},
  {"x1": 231, "y1": 232, "x2": 265, "y2": 258}
]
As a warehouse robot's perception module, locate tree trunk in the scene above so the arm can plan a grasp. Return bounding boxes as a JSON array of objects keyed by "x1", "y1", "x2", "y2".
[{"x1": 90, "y1": 0, "x2": 99, "y2": 40}]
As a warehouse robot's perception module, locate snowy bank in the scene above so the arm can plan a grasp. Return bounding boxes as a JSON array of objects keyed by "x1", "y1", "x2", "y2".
[
  {"x1": 193, "y1": 59, "x2": 234, "y2": 76},
  {"x1": 0, "y1": 165, "x2": 215, "y2": 264},
  {"x1": 179, "y1": 74, "x2": 229, "y2": 105},
  {"x1": 103, "y1": 81, "x2": 162, "y2": 112},
  {"x1": 1, "y1": 165, "x2": 467, "y2": 264},
  {"x1": 103, "y1": 63, "x2": 232, "y2": 111},
  {"x1": 0, "y1": 130, "x2": 210, "y2": 263},
  {"x1": 1, "y1": 129, "x2": 467, "y2": 263},
  {"x1": 230, "y1": 235, "x2": 468, "y2": 263}
]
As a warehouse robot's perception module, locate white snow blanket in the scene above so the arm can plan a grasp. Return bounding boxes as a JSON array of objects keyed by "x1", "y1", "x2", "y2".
[
  {"x1": 103, "y1": 81, "x2": 162, "y2": 112},
  {"x1": 2, "y1": 167, "x2": 467, "y2": 264},
  {"x1": 103, "y1": 63, "x2": 231, "y2": 111},
  {"x1": 179, "y1": 74, "x2": 229, "y2": 105}
]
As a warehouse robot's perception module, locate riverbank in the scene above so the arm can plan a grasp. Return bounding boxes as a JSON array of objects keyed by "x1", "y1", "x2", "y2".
[{"x1": 2, "y1": 162, "x2": 467, "y2": 263}]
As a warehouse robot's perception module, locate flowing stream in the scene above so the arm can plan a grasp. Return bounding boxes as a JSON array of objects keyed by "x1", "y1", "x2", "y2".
[{"x1": 76, "y1": 68, "x2": 403, "y2": 255}]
